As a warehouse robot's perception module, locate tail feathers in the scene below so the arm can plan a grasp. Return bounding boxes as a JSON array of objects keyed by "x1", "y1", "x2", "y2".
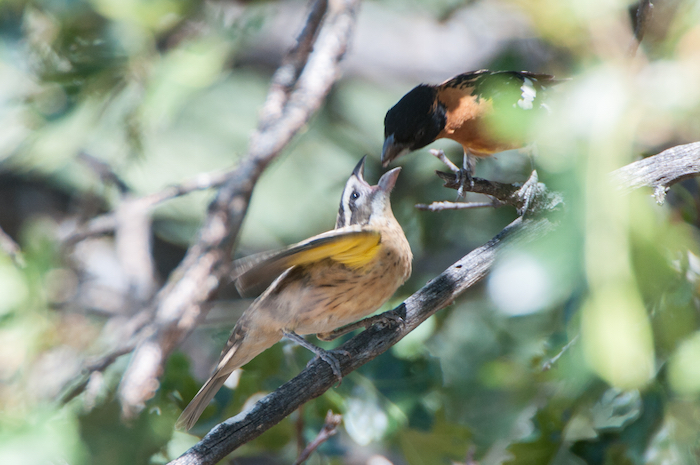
[
  {"x1": 176, "y1": 374, "x2": 229, "y2": 431},
  {"x1": 175, "y1": 325, "x2": 282, "y2": 430}
]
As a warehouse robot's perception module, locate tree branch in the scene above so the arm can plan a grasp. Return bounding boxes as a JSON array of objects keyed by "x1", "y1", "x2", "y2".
[
  {"x1": 117, "y1": 0, "x2": 360, "y2": 419},
  {"x1": 294, "y1": 410, "x2": 342, "y2": 465},
  {"x1": 433, "y1": 169, "x2": 563, "y2": 215},
  {"x1": 63, "y1": 169, "x2": 235, "y2": 246},
  {"x1": 167, "y1": 140, "x2": 700, "y2": 464},
  {"x1": 168, "y1": 214, "x2": 556, "y2": 465},
  {"x1": 611, "y1": 141, "x2": 700, "y2": 203},
  {"x1": 0, "y1": 225, "x2": 25, "y2": 268}
]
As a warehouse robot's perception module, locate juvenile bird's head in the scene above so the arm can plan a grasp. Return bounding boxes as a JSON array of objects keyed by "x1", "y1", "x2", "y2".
[
  {"x1": 336, "y1": 156, "x2": 401, "y2": 229},
  {"x1": 382, "y1": 85, "x2": 446, "y2": 167}
]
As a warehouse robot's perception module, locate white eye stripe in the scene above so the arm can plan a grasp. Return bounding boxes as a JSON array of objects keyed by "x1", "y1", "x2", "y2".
[{"x1": 339, "y1": 179, "x2": 363, "y2": 227}]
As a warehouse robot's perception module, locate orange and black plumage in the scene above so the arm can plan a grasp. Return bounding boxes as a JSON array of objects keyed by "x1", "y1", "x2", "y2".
[{"x1": 382, "y1": 70, "x2": 560, "y2": 168}]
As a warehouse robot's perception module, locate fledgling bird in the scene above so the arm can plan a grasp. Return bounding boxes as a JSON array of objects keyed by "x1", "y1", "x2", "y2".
[
  {"x1": 176, "y1": 157, "x2": 412, "y2": 430},
  {"x1": 382, "y1": 69, "x2": 559, "y2": 189}
]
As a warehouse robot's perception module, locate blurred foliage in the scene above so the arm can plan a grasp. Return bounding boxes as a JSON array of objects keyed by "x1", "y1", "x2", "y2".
[{"x1": 2, "y1": 0, "x2": 700, "y2": 464}]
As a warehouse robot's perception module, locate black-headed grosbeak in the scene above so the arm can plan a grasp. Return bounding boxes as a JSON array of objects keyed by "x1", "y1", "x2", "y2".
[
  {"x1": 382, "y1": 69, "x2": 559, "y2": 186},
  {"x1": 176, "y1": 157, "x2": 412, "y2": 430}
]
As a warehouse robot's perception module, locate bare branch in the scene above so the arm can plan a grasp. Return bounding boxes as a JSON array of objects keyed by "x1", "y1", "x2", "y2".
[
  {"x1": 62, "y1": 169, "x2": 234, "y2": 246},
  {"x1": 415, "y1": 199, "x2": 504, "y2": 211},
  {"x1": 168, "y1": 214, "x2": 557, "y2": 465},
  {"x1": 611, "y1": 141, "x2": 700, "y2": 203},
  {"x1": 294, "y1": 410, "x2": 342, "y2": 465},
  {"x1": 77, "y1": 152, "x2": 130, "y2": 194},
  {"x1": 167, "y1": 141, "x2": 700, "y2": 463},
  {"x1": 0, "y1": 226, "x2": 25, "y2": 268},
  {"x1": 114, "y1": 197, "x2": 157, "y2": 302},
  {"x1": 435, "y1": 169, "x2": 563, "y2": 215},
  {"x1": 541, "y1": 335, "x2": 579, "y2": 372},
  {"x1": 117, "y1": 0, "x2": 361, "y2": 419}
]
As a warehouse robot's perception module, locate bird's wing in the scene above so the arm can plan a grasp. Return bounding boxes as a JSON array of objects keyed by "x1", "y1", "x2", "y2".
[
  {"x1": 440, "y1": 70, "x2": 558, "y2": 107},
  {"x1": 232, "y1": 228, "x2": 381, "y2": 298}
]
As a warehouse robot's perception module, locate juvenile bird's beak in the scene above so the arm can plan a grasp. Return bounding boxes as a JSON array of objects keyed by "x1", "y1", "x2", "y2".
[
  {"x1": 352, "y1": 155, "x2": 367, "y2": 181},
  {"x1": 381, "y1": 134, "x2": 409, "y2": 167},
  {"x1": 378, "y1": 167, "x2": 401, "y2": 193}
]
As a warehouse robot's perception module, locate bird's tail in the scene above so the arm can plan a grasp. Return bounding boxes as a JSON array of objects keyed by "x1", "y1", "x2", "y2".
[
  {"x1": 175, "y1": 322, "x2": 282, "y2": 431},
  {"x1": 175, "y1": 373, "x2": 230, "y2": 431}
]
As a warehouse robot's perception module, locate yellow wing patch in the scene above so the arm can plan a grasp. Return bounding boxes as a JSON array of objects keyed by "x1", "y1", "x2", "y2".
[
  {"x1": 232, "y1": 229, "x2": 382, "y2": 298},
  {"x1": 286, "y1": 231, "x2": 381, "y2": 269}
]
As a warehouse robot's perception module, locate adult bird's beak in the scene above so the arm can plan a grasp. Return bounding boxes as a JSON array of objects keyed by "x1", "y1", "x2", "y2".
[{"x1": 381, "y1": 134, "x2": 409, "y2": 167}]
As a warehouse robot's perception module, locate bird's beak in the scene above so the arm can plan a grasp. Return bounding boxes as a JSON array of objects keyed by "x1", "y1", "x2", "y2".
[
  {"x1": 378, "y1": 167, "x2": 401, "y2": 193},
  {"x1": 381, "y1": 134, "x2": 409, "y2": 167},
  {"x1": 352, "y1": 155, "x2": 367, "y2": 181}
]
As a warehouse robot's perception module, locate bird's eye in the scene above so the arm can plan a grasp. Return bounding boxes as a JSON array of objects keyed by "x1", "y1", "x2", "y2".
[{"x1": 351, "y1": 191, "x2": 360, "y2": 200}]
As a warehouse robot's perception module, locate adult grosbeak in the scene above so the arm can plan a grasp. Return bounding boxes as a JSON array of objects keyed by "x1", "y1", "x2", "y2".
[{"x1": 382, "y1": 69, "x2": 559, "y2": 190}]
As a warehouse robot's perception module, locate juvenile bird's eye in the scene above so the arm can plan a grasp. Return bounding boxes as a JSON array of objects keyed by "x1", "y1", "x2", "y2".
[{"x1": 351, "y1": 191, "x2": 360, "y2": 200}]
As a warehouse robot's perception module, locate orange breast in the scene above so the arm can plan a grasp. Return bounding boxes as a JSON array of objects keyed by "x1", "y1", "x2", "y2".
[{"x1": 436, "y1": 87, "x2": 523, "y2": 156}]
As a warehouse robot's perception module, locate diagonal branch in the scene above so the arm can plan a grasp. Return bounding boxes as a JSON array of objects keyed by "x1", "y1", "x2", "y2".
[
  {"x1": 611, "y1": 141, "x2": 700, "y2": 203},
  {"x1": 0, "y1": 225, "x2": 25, "y2": 268},
  {"x1": 294, "y1": 410, "x2": 342, "y2": 465},
  {"x1": 167, "y1": 140, "x2": 700, "y2": 465},
  {"x1": 168, "y1": 214, "x2": 556, "y2": 465},
  {"x1": 63, "y1": 169, "x2": 235, "y2": 245},
  {"x1": 117, "y1": 0, "x2": 360, "y2": 419}
]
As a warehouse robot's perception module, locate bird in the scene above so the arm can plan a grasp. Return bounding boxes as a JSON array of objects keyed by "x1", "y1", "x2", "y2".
[
  {"x1": 382, "y1": 69, "x2": 560, "y2": 191},
  {"x1": 176, "y1": 156, "x2": 413, "y2": 430}
]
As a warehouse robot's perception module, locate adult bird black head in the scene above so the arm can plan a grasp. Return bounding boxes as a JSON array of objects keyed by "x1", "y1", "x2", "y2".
[{"x1": 381, "y1": 69, "x2": 560, "y2": 167}]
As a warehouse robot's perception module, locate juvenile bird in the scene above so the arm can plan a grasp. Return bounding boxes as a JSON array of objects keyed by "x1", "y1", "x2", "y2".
[
  {"x1": 176, "y1": 157, "x2": 412, "y2": 430},
  {"x1": 382, "y1": 69, "x2": 559, "y2": 190}
]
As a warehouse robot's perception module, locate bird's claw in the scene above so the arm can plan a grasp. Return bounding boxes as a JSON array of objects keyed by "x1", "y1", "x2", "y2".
[
  {"x1": 430, "y1": 149, "x2": 475, "y2": 199},
  {"x1": 284, "y1": 331, "x2": 345, "y2": 385},
  {"x1": 308, "y1": 349, "x2": 346, "y2": 385}
]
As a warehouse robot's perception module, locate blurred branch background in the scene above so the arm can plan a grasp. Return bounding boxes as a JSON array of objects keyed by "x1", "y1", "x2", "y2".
[{"x1": 1, "y1": 0, "x2": 700, "y2": 464}]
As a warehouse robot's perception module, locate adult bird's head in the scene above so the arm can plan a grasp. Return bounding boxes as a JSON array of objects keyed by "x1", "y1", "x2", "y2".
[{"x1": 381, "y1": 85, "x2": 446, "y2": 166}]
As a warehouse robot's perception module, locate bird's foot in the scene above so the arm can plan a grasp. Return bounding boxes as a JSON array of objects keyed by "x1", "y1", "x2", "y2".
[
  {"x1": 429, "y1": 149, "x2": 475, "y2": 198},
  {"x1": 284, "y1": 331, "x2": 345, "y2": 384}
]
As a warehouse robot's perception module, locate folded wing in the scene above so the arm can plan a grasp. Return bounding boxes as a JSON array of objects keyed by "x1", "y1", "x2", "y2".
[{"x1": 232, "y1": 228, "x2": 381, "y2": 298}]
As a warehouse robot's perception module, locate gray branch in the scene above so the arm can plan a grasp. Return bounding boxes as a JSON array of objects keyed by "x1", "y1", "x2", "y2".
[
  {"x1": 117, "y1": 0, "x2": 360, "y2": 419},
  {"x1": 167, "y1": 214, "x2": 555, "y2": 465},
  {"x1": 167, "y1": 140, "x2": 700, "y2": 464},
  {"x1": 611, "y1": 141, "x2": 700, "y2": 203}
]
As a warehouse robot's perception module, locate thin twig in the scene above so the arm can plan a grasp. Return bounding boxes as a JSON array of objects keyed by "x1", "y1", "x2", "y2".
[
  {"x1": 611, "y1": 141, "x2": 700, "y2": 204},
  {"x1": 295, "y1": 406, "x2": 306, "y2": 455},
  {"x1": 78, "y1": 152, "x2": 130, "y2": 195},
  {"x1": 415, "y1": 200, "x2": 504, "y2": 211},
  {"x1": 435, "y1": 169, "x2": 562, "y2": 215},
  {"x1": 0, "y1": 226, "x2": 25, "y2": 268},
  {"x1": 63, "y1": 169, "x2": 234, "y2": 245},
  {"x1": 167, "y1": 140, "x2": 700, "y2": 464},
  {"x1": 541, "y1": 335, "x2": 580, "y2": 371},
  {"x1": 167, "y1": 214, "x2": 556, "y2": 465},
  {"x1": 294, "y1": 410, "x2": 342, "y2": 465}
]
